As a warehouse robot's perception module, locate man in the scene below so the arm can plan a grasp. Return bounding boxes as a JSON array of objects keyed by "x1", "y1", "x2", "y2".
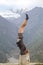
[{"x1": 16, "y1": 14, "x2": 30, "y2": 65}]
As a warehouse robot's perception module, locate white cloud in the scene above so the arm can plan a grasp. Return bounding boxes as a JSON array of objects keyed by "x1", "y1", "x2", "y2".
[
  {"x1": 0, "y1": 0, "x2": 34, "y2": 6},
  {"x1": 0, "y1": 0, "x2": 7, "y2": 5},
  {"x1": 0, "y1": 0, "x2": 43, "y2": 17},
  {"x1": 0, "y1": 0, "x2": 43, "y2": 10}
]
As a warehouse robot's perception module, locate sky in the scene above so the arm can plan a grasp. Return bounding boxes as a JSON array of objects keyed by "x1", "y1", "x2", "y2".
[
  {"x1": 0, "y1": 0, "x2": 43, "y2": 11},
  {"x1": 0, "y1": 0, "x2": 43, "y2": 18}
]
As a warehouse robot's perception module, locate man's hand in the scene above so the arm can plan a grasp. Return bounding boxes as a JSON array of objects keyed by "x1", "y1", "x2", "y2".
[{"x1": 26, "y1": 14, "x2": 29, "y2": 20}]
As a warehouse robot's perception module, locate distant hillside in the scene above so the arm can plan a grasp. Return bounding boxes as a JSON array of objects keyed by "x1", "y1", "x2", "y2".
[
  {"x1": 0, "y1": 16, "x2": 18, "y2": 62},
  {"x1": 7, "y1": 7, "x2": 43, "y2": 62},
  {"x1": 0, "y1": 7, "x2": 43, "y2": 62},
  {"x1": 23, "y1": 7, "x2": 43, "y2": 62},
  {"x1": 25, "y1": 7, "x2": 43, "y2": 62}
]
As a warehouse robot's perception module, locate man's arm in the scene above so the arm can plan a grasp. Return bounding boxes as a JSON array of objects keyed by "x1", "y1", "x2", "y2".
[{"x1": 18, "y1": 14, "x2": 29, "y2": 33}]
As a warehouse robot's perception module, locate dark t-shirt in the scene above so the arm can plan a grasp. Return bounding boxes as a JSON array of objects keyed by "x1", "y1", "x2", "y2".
[{"x1": 16, "y1": 33, "x2": 26, "y2": 55}]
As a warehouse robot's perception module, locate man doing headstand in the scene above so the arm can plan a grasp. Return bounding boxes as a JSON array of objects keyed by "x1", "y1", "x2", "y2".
[{"x1": 16, "y1": 14, "x2": 30, "y2": 65}]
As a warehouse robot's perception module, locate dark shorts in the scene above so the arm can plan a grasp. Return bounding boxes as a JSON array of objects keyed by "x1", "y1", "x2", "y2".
[{"x1": 16, "y1": 33, "x2": 26, "y2": 55}]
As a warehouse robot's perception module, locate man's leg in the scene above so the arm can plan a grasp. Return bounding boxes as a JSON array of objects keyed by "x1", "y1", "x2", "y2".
[{"x1": 18, "y1": 14, "x2": 29, "y2": 33}]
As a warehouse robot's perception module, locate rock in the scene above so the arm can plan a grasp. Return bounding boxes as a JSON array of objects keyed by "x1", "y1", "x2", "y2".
[{"x1": 18, "y1": 52, "x2": 30, "y2": 65}]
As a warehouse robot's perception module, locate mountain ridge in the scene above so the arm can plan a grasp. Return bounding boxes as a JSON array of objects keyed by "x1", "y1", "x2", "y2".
[{"x1": 0, "y1": 7, "x2": 43, "y2": 62}]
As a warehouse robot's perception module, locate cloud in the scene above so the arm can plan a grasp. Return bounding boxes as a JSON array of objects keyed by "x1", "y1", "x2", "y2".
[
  {"x1": 0, "y1": 0, "x2": 36, "y2": 10},
  {"x1": 0, "y1": 0, "x2": 7, "y2": 5},
  {"x1": 35, "y1": 0, "x2": 43, "y2": 7},
  {"x1": 0, "y1": 0, "x2": 43, "y2": 10},
  {"x1": 0, "y1": 0, "x2": 33, "y2": 6}
]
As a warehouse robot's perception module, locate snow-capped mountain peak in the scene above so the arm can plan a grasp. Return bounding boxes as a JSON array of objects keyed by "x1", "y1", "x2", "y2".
[
  {"x1": 0, "y1": 10, "x2": 20, "y2": 18},
  {"x1": 0, "y1": 8, "x2": 29, "y2": 18}
]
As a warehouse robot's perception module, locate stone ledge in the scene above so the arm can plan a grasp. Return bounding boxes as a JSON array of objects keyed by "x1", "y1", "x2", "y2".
[{"x1": 0, "y1": 63, "x2": 43, "y2": 65}]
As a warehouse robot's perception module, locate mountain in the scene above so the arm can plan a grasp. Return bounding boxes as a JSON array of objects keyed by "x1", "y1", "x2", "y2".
[
  {"x1": 0, "y1": 10, "x2": 20, "y2": 18},
  {"x1": 0, "y1": 16, "x2": 18, "y2": 62},
  {"x1": 7, "y1": 7, "x2": 43, "y2": 62},
  {"x1": 0, "y1": 7, "x2": 43, "y2": 62},
  {"x1": 26, "y1": 7, "x2": 43, "y2": 62}
]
